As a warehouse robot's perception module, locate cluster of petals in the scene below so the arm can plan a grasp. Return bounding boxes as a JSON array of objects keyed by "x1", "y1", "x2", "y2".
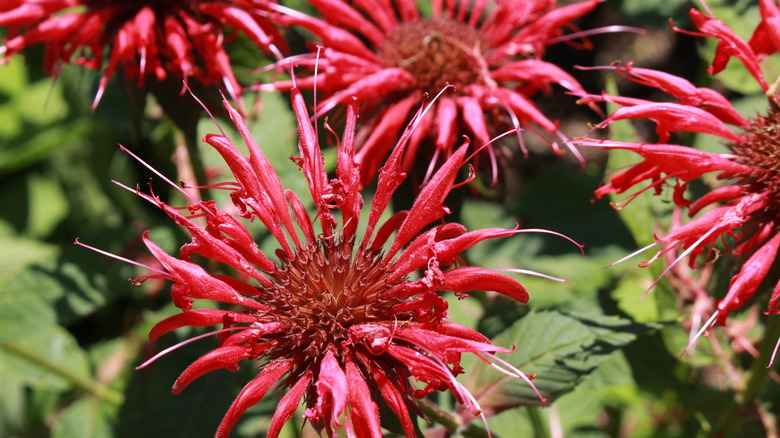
[
  {"x1": 0, "y1": 0, "x2": 286, "y2": 110},
  {"x1": 259, "y1": 0, "x2": 602, "y2": 185},
  {"x1": 92, "y1": 87, "x2": 552, "y2": 437},
  {"x1": 578, "y1": 3, "x2": 780, "y2": 341}
]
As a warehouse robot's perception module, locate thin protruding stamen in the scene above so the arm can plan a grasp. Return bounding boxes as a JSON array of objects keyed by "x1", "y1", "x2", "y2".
[
  {"x1": 557, "y1": 130, "x2": 585, "y2": 168},
  {"x1": 491, "y1": 268, "x2": 570, "y2": 286},
  {"x1": 605, "y1": 242, "x2": 658, "y2": 268},
  {"x1": 136, "y1": 326, "x2": 254, "y2": 370},
  {"x1": 118, "y1": 145, "x2": 208, "y2": 212},
  {"x1": 74, "y1": 238, "x2": 168, "y2": 277},
  {"x1": 681, "y1": 310, "x2": 720, "y2": 357},
  {"x1": 546, "y1": 25, "x2": 648, "y2": 45},
  {"x1": 186, "y1": 84, "x2": 226, "y2": 137},
  {"x1": 640, "y1": 224, "x2": 726, "y2": 300},
  {"x1": 466, "y1": 128, "x2": 520, "y2": 163},
  {"x1": 768, "y1": 331, "x2": 780, "y2": 368},
  {"x1": 422, "y1": 147, "x2": 442, "y2": 187},
  {"x1": 406, "y1": 343, "x2": 491, "y2": 435},
  {"x1": 514, "y1": 228, "x2": 585, "y2": 254},
  {"x1": 697, "y1": 0, "x2": 715, "y2": 17},
  {"x1": 313, "y1": 45, "x2": 323, "y2": 137},
  {"x1": 476, "y1": 351, "x2": 547, "y2": 407}
]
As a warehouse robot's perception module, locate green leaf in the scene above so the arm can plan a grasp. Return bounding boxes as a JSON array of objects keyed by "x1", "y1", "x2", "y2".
[
  {"x1": 1, "y1": 325, "x2": 91, "y2": 392},
  {"x1": 26, "y1": 172, "x2": 69, "y2": 238},
  {"x1": 51, "y1": 399, "x2": 114, "y2": 438},
  {"x1": 0, "y1": 232, "x2": 60, "y2": 343},
  {"x1": 466, "y1": 311, "x2": 655, "y2": 415}
]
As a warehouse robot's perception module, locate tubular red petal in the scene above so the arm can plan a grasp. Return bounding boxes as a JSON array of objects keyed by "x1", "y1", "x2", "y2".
[
  {"x1": 387, "y1": 142, "x2": 469, "y2": 258},
  {"x1": 149, "y1": 309, "x2": 258, "y2": 341},
  {"x1": 142, "y1": 232, "x2": 267, "y2": 311},
  {"x1": 173, "y1": 346, "x2": 251, "y2": 394},
  {"x1": 719, "y1": 232, "x2": 780, "y2": 312},
  {"x1": 306, "y1": 350, "x2": 348, "y2": 431},
  {"x1": 345, "y1": 358, "x2": 383, "y2": 437},
  {"x1": 216, "y1": 360, "x2": 294, "y2": 438},
  {"x1": 266, "y1": 372, "x2": 312, "y2": 438},
  {"x1": 442, "y1": 266, "x2": 529, "y2": 303}
]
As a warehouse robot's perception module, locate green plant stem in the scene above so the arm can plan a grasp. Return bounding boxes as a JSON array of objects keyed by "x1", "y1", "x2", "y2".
[
  {"x1": 2, "y1": 341, "x2": 124, "y2": 406},
  {"x1": 715, "y1": 315, "x2": 780, "y2": 436},
  {"x1": 418, "y1": 398, "x2": 491, "y2": 438}
]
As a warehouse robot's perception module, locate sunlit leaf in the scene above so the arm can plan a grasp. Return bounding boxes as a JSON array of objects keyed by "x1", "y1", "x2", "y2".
[{"x1": 466, "y1": 311, "x2": 656, "y2": 415}]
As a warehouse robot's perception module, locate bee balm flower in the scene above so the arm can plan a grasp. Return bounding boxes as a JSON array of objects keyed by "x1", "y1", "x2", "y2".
[
  {"x1": 77, "y1": 88, "x2": 567, "y2": 436},
  {"x1": 578, "y1": 3, "x2": 780, "y2": 357},
  {"x1": 260, "y1": 0, "x2": 606, "y2": 186},
  {"x1": 0, "y1": 0, "x2": 286, "y2": 110}
]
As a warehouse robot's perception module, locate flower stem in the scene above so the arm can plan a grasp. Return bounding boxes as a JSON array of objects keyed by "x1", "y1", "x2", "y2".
[
  {"x1": 715, "y1": 315, "x2": 780, "y2": 435},
  {"x1": 418, "y1": 398, "x2": 491, "y2": 438},
  {"x1": 2, "y1": 341, "x2": 124, "y2": 406}
]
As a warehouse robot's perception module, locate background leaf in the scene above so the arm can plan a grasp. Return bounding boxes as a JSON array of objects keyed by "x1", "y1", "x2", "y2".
[{"x1": 466, "y1": 311, "x2": 656, "y2": 415}]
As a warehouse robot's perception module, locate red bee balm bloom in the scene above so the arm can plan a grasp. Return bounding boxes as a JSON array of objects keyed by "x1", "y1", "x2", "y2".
[
  {"x1": 79, "y1": 89, "x2": 557, "y2": 436},
  {"x1": 0, "y1": 0, "x2": 286, "y2": 109},
  {"x1": 260, "y1": 0, "x2": 603, "y2": 185},
  {"x1": 578, "y1": 3, "x2": 780, "y2": 356}
]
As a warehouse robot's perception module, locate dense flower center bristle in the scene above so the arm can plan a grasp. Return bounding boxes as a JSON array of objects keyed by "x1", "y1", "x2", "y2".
[
  {"x1": 379, "y1": 19, "x2": 486, "y2": 92},
  {"x1": 256, "y1": 238, "x2": 400, "y2": 360},
  {"x1": 733, "y1": 107, "x2": 780, "y2": 200}
]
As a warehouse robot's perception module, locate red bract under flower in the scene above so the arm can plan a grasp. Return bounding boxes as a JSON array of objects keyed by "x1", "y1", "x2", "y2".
[
  {"x1": 578, "y1": 5, "x2": 780, "y2": 354},
  {"x1": 258, "y1": 0, "x2": 602, "y2": 186},
  {"x1": 0, "y1": 0, "x2": 286, "y2": 110},
  {"x1": 81, "y1": 90, "x2": 559, "y2": 436}
]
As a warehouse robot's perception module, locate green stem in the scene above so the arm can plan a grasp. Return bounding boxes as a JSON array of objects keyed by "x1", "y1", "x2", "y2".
[
  {"x1": 715, "y1": 315, "x2": 780, "y2": 435},
  {"x1": 418, "y1": 398, "x2": 491, "y2": 438},
  {"x1": 2, "y1": 341, "x2": 124, "y2": 406}
]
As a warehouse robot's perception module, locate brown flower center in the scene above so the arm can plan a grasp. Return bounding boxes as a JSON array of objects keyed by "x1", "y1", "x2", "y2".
[
  {"x1": 733, "y1": 107, "x2": 780, "y2": 199},
  {"x1": 257, "y1": 238, "x2": 400, "y2": 360},
  {"x1": 379, "y1": 19, "x2": 486, "y2": 93}
]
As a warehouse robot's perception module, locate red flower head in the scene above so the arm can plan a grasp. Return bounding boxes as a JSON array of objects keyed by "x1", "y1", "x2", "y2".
[
  {"x1": 77, "y1": 89, "x2": 569, "y2": 436},
  {"x1": 258, "y1": 0, "x2": 607, "y2": 186},
  {"x1": 578, "y1": 2, "x2": 780, "y2": 357},
  {"x1": 0, "y1": 0, "x2": 286, "y2": 110}
]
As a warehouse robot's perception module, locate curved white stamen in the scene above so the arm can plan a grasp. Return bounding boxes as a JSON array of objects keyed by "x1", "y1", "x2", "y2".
[
  {"x1": 768, "y1": 333, "x2": 780, "y2": 368},
  {"x1": 491, "y1": 268, "x2": 569, "y2": 286},
  {"x1": 547, "y1": 25, "x2": 648, "y2": 45},
  {"x1": 513, "y1": 228, "x2": 585, "y2": 254},
  {"x1": 74, "y1": 238, "x2": 168, "y2": 277},
  {"x1": 118, "y1": 145, "x2": 208, "y2": 211},
  {"x1": 641, "y1": 224, "x2": 727, "y2": 300},
  {"x1": 681, "y1": 310, "x2": 720, "y2": 357},
  {"x1": 185, "y1": 83, "x2": 226, "y2": 137},
  {"x1": 313, "y1": 45, "x2": 323, "y2": 137},
  {"x1": 557, "y1": 130, "x2": 585, "y2": 168},
  {"x1": 406, "y1": 343, "x2": 492, "y2": 436},
  {"x1": 476, "y1": 351, "x2": 547, "y2": 406},
  {"x1": 605, "y1": 242, "x2": 658, "y2": 268},
  {"x1": 136, "y1": 326, "x2": 255, "y2": 369},
  {"x1": 422, "y1": 147, "x2": 442, "y2": 187},
  {"x1": 466, "y1": 128, "x2": 519, "y2": 162}
]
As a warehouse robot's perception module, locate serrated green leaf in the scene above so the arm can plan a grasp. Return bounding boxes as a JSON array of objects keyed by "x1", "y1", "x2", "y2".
[{"x1": 466, "y1": 311, "x2": 655, "y2": 415}]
